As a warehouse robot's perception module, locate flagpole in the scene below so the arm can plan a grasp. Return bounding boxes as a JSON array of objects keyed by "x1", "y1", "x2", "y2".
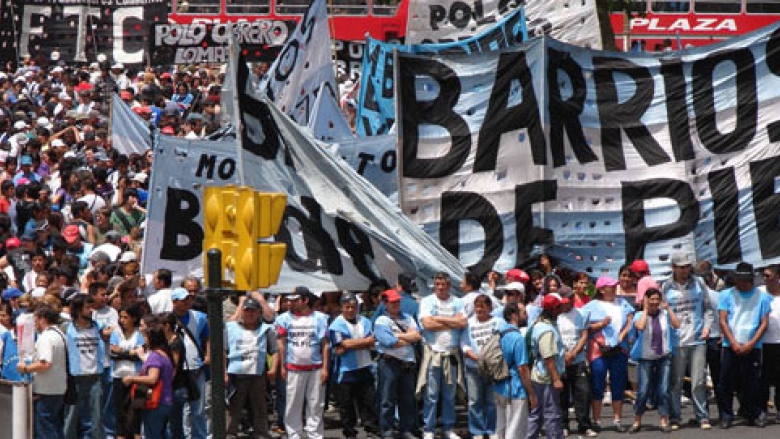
[
  {"x1": 230, "y1": 38, "x2": 246, "y2": 185},
  {"x1": 393, "y1": 47, "x2": 404, "y2": 209}
]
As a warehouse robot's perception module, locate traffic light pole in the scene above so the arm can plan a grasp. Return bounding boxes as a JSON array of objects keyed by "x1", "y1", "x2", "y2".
[{"x1": 206, "y1": 249, "x2": 227, "y2": 439}]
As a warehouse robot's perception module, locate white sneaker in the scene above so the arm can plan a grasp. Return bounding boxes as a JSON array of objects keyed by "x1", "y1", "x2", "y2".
[
  {"x1": 444, "y1": 432, "x2": 462, "y2": 439},
  {"x1": 423, "y1": 433, "x2": 435, "y2": 439}
]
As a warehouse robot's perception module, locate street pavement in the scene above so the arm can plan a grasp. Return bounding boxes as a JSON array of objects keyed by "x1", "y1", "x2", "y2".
[{"x1": 315, "y1": 398, "x2": 780, "y2": 439}]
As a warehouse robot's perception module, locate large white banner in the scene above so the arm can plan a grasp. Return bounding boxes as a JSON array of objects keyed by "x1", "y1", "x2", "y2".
[
  {"x1": 262, "y1": 0, "x2": 337, "y2": 126},
  {"x1": 140, "y1": 50, "x2": 465, "y2": 292},
  {"x1": 397, "y1": 24, "x2": 780, "y2": 279},
  {"x1": 406, "y1": 0, "x2": 602, "y2": 49}
]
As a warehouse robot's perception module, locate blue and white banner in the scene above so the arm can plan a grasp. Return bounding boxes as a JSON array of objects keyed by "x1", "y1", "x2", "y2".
[
  {"x1": 140, "y1": 48, "x2": 465, "y2": 293},
  {"x1": 397, "y1": 24, "x2": 780, "y2": 279},
  {"x1": 356, "y1": 6, "x2": 527, "y2": 137},
  {"x1": 262, "y1": 0, "x2": 337, "y2": 127}
]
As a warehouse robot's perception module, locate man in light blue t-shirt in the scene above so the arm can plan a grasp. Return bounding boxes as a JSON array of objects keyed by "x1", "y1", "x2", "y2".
[{"x1": 717, "y1": 262, "x2": 771, "y2": 429}]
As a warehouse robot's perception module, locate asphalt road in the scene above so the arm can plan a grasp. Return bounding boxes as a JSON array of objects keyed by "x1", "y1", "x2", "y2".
[{"x1": 314, "y1": 399, "x2": 780, "y2": 439}]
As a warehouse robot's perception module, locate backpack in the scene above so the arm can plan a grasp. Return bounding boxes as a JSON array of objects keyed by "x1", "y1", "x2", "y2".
[{"x1": 477, "y1": 326, "x2": 518, "y2": 384}]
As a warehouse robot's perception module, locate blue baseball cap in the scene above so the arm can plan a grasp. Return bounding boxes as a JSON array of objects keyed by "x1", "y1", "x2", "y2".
[
  {"x1": 2, "y1": 287, "x2": 23, "y2": 300},
  {"x1": 171, "y1": 287, "x2": 190, "y2": 301}
]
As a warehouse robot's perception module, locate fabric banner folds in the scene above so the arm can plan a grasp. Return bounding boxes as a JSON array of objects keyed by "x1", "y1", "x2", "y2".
[
  {"x1": 397, "y1": 24, "x2": 780, "y2": 279},
  {"x1": 110, "y1": 94, "x2": 153, "y2": 156},
  {"x1": 356, "y1": 6, "x2": 527, "y2": 137},
  {"x1": 141, "y1": 49, "x2": 465, "y2": 292},
  {"x1": 262, "y1": 0, "x2": 338, "y2": 127},
  {"x1": 405, "y1": 0, "x2": 601, "y2": 49}
]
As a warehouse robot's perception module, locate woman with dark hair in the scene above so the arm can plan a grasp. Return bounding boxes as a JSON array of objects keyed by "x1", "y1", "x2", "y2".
[
  {"x1": 628, "y1": 288, "x2": 680, "y2": 433},
  {"x1": 616, "y1": 265, "x2": 638, "y2": 304},
  {"x1": 571, "y1": 273, "x2": 592, "y2": 308},
  {"x1": 122, "y1": 315, "x2": 174, "y2": 439},
  {"x1": 0, "y1": 301, "x2": 22, "y2": 381},
  {"x1": 461, "y1": 293, "x2": 501, "y2": 438},
  {"x1": 110, "y1": 304, "x2": 144, "y2": 439},
  {"x1": 171, "y1": 83, "x2": 194, "y2": 110}
]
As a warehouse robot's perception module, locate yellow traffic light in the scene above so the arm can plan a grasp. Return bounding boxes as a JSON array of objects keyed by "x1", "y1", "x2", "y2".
[
  {"x1": 204, "y1": 185, "x2": 287, "y2": 290},
  {"x1": 203, "y1": 185, "x2": 240, "y2": 287}
]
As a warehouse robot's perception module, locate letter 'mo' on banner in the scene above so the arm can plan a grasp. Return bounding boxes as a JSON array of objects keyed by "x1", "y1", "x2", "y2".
[{"x1": 397, "y1": 25, "x2": 780, "y2": 279}]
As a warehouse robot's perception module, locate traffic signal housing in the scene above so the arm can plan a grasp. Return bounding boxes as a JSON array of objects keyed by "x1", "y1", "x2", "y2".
[{"x1": 203, "y1": 185, "x2": 287, "y2": 290}]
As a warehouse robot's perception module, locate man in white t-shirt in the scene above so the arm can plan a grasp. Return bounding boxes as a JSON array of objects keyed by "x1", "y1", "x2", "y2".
[
  {"x1": 418, "y1": 272, "x2": 467, "y2": 439},
  {"x1": 19, "y1": 305, "x2": 67, "y2": 439},
  {"x1": 147, "y1": 268, "x2": 173, "y2": 314}
]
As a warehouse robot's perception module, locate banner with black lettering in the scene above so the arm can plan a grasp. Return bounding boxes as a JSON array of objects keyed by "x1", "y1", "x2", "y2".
[
  {"x1": 140, "y1": 48, "x2": 465, "y2": 292},
  {"x1": 356, "y1": 6, "x2": 527, "y2": 137},
  {"x1": 15, "y1": 0, "x2": 166, "y2": 64},
  {"x1": 150, "y1": 21, "x2": 295, "y2": 65},
  {"x1": 0, "y1": 0, "x2": 19, "y2": 63},
  {"x1": 405, "y1": 0, "x2": 602, "y2": 49},
  {"x1": 262, "y1": 0, "x2": 337, "y2": 127},
  {"x1": 397, "y1": 25, "x2": 780, "y2": 279}
]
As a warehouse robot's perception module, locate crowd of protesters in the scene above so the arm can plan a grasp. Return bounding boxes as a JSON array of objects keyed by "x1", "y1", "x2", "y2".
[{"x1": 3, "y1": 56, "x2": 780, "y2": 439}]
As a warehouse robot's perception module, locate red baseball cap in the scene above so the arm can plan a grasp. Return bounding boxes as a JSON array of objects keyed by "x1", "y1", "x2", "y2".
[
  {"x1": 62, "y1": 224, "x2": 81, "y2": 244},
  {"x1": 630, "y1": 260, "x2": 650, "y2": 275},
  {"x1": 5, "y1": 237, "x2": 20, "y2": 249},
  {"x1": 382, "y1": 289, "x2": 401, "y2": 302},
  {"x1": 506, "y1": 268, "x2": 530, "y2": 283},
  {"x1": 541, "y1": 293, "x2": 569, "y2": 311}
]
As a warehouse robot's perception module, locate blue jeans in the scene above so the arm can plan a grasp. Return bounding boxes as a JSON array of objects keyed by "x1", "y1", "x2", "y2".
[
  {"x1": 670, "y1": 344, "x2": 708, "y2": 423},
  {"x1": 590, "y1": 353, "x2": 628, "y2": 401},
  {"x1": 527, "y1": 381, "x2": 564, "y2": 439},
  {"x1": 35, "y1": 394, "x2": 64, "y2": 439},
  {"x1": 464, "y1": 366, "x2": 496, "y2": 435},
  {"x1": 64, "y1": 375, "x2": 104, "y2": 439},
  {"x1": 378, "y1": 357, "x2": 417, "y2": 436},
  {"x1": 275, "y1": 374, "x2": 286, "y2": 428},
  {"x1": 142, "y1": 403, "x2": 172, "y2": 439},
  {"x1": 422, "y1": 360, "x2": 457, "y2": 432},
  {"x1": 169, "y1": 371, "x2": 207, "y2": 439},
  {"x1": 101, "y1": 369, "x2": 115, "y2": 435},
  {"x1": 635, "y1": 356, "x2": 671, "y2": 417}
]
